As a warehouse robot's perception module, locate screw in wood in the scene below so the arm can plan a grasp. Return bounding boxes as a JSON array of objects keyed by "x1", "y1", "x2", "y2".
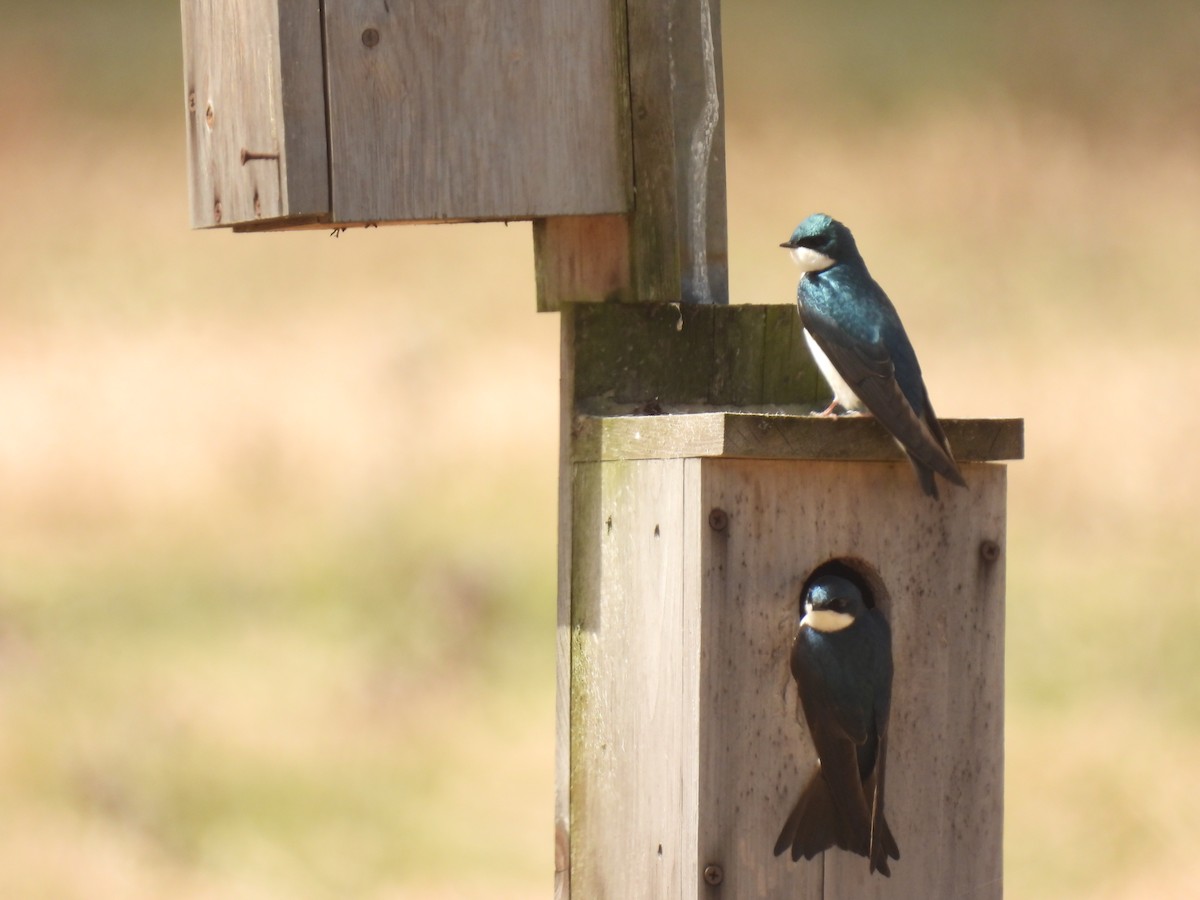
[
  {"x1": 362, "y1": 27, "x2": 380, "y2": 48},
  {"x1": 979, "y1": 539, "x2": 1001, "y2": 563},
  {"x1": 703, "y1": 864, "x2": 723, "y2": 885},
  {"x1": 707, "y1": 508, "x2": 728, "y2": 532}
]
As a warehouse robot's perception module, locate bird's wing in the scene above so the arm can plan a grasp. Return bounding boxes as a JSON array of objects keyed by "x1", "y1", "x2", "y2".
[
  {"x1": 866, "y1": 610, "x2": 900, "y2": 872},
  {"x1": 793, "y1": 649, "x2": 874, "y2": 854},
  {"x1": 801, "y1": 303, "x2": 964, "y2": 488},
  {"x1": 866, "y1": 726, "x2": 900, "y2": 874},
  {"x1": 916, "y1": 392, "x2": 965, "y2": 486},
  {"x1": 792, "y1": 639, "x2": 870, "y2": 747}
]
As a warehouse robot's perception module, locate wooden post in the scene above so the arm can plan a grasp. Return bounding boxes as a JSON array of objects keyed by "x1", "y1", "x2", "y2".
[
  {"x1": 535, "y1": 0, "x2": 728, "y2": 310},
  {"x1": 546, "y1": 0, "x2": 730, "y2": 890},
  {"x1": 537, "y1": 8, "x2": 1019, "y2": 894}
]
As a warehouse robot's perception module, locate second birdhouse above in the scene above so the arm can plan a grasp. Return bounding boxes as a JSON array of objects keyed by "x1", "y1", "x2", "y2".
[{"x1": 181, "y1": 1, "x2": 632, "y2": 230}]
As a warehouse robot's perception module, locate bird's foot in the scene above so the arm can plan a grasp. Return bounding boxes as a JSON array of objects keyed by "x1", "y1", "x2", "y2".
[{"x1": 813, "y1": 401, "x2": 868, "y2": 418}]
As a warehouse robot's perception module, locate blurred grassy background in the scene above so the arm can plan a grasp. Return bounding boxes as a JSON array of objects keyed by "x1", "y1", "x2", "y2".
[{"x1": 1, "y1": 1, "x2": 1198, "y2": 897}]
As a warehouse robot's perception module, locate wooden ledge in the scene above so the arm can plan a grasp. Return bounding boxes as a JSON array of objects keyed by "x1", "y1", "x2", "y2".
[{"x1": 572, "y1": 413, "x2": 1024, "y2": 463}]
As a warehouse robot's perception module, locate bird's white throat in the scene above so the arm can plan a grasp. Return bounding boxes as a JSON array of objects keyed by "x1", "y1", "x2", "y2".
[
  {"x1": 789, "y1": 247, "x2": 836, "y2": 272},
  {"x1": 801, "y1": 608, "x2": 855, "y2": 633}
]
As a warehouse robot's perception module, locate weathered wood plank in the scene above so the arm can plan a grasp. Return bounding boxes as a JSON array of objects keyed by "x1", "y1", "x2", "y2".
[
  {"x1": 570, "y1": 458, "x2": 699, "y2": 898},
  {"x1": 571, "y1": 304, "x2": 823, "y2": 412},
  {"x1": 573, "y1": 302, "x2": 718, "y2": 409},
  {"x1": 696, "y1": 459, "x2": 1005, "y2": 898},
  {"x1": 679, "y1": 457, "x2": 705, "y2": 900},
  {"x1": 625, "y1": 0, "x2": 728, "y2": 304},
  {"x1": 574, "y1": 414, "x2": 728, "y2": 463},
  {"x1": 574, "y1": 413, "x2": 1025, "y2": 464},
  {"x1": 760, "y1": 303, "x2": 821, "y2": 403},
  {"x1": 568, "y1": 456, "x2": 1007, "y2": 896},
  {"x1": 274, "y1": 6, "x2": 332, "y2": 219},
  {"x1": 322, "y1": 0, "x2": 631, "y2": 223},
  {"x1": 535, "y1": 217, "x2": 632, "y2": 312},
  {"x1": 180, "y1": 0, "x2": 328, "y2": 229},
  {"x1": 695, "y1": 459, "x2": 823, "y2": 899},
  {"x1": 555, "y1": 312, "x2": 577, "y2": 900},
  {"x1": 535, "y1": 0, "x2": 729, "y2": 308}
]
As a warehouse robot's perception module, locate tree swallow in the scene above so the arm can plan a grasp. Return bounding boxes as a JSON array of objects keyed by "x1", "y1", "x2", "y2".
[
  {"x1": 774, "y1": 573, "x2": 900, "y2": 876},
  {"x1": 780, "y1": 213, "x2": 965, "y2": 498}
]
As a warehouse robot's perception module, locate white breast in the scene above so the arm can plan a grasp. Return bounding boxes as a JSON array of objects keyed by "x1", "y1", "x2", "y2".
[{"x1": 804, "y1": 328, "x2": 864, "y2": 411}]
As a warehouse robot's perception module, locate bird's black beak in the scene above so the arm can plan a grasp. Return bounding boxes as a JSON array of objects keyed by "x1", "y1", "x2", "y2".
[{"x1": 779, "y1": 240, "x2": 796, "y2": 249}]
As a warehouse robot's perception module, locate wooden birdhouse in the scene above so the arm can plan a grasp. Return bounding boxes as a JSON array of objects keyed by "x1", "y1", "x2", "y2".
[
  {"x1": 562, "y1": 303, "x2": 1021, "y2": 897},
  {"x1": 180, "y1": 0, "x2": 630, "y2": 229}
]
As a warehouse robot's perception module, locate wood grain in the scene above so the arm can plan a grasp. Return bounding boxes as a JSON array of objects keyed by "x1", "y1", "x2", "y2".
[
  {"x1": 570, "y1": 304, "x2": 823, "y2": 412},
  {"x1": 697, "y1": 459, "x2": 1006, "y2": 898},
  {"x1": 535, "y1": 216, "x2": 633, "y2": 311},
  {"x1": 322, "y1": 0, "x2": 631, "y2": 223},
  {"x1": 535, "y1": 0, "x2": 730, "y2": 308},
  {"x1": 573, "y1": 413, "x2": 1025, "y2": 464},
  {"x1": 569, "y1": 458, "x2": 701, "y2": 898},
  {"x1": 180, "y1": 0, "x2": 328, "y2": 229},
  {"x1": 625, "y1": 0, "x2": 729, "y2": 304},
  {"x1": 566, "y1": 454, "x2": 1007, "y2": 897},
  {"x1": 555, "y1": 312, "x2": 577, "y2": 900}
]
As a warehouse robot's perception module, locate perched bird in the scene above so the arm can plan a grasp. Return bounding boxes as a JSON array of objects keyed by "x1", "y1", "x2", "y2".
[
  {"x1": 774, "y1": 573, "x2": 899, "y2": 876},
  {"x1": 781, "y1": 214, "x2": 965, "y2": 498}
]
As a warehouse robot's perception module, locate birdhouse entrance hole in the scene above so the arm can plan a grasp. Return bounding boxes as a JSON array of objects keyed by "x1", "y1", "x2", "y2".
[{"x1": 803, "y1": 557, "x2": 891, "y2": 615}]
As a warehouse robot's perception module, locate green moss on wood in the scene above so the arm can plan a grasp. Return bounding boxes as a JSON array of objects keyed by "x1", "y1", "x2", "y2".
[{"x1": 570, "y1": 303, "x2": 823, "y2": 411}]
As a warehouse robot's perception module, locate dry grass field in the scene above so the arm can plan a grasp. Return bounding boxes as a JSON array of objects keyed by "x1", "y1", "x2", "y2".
[{"x1": 1, "y1": 1, "x2": 1198, "y2": 897}]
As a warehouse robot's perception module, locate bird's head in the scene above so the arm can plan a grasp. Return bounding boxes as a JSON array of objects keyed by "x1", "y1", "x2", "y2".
[
  {"x1": 780, "y1": 213, "x2": 859, "y2": 273},
  {"x1": 801, "y1": 574, "x2": 867, "y2": 633}
]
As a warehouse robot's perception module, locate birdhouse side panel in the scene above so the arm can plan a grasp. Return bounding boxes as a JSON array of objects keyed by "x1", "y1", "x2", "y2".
[
  {"x1": 180, "y1": 0, "x2": 329, "y2": 229},
  {"x1": 570, "y1": 458, "x2": 702, "y2": 898},
  {"x1": 323, "y1": 0, "x2": 632, "y2": 223},
  {"x1": 275, "y1": 4, "x2": 332, "y2": 220}
]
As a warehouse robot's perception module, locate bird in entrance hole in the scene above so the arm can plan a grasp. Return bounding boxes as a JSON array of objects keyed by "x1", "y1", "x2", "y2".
[
  {"x1": 780, "y1": 213, "x2": 965, "y2": 499},
  {"x1": 774, "y1": 573, "x2": 900, "y2": 876}
]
